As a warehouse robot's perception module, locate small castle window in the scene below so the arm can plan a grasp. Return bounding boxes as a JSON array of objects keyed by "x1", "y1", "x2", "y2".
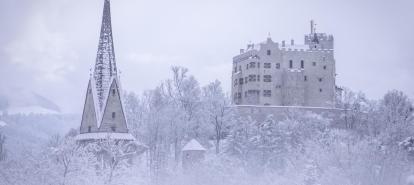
[
  {"x1": 267, "y1": 50, "x2": 271, "y2": 55},
  {"x1": 234, "y1": 79, "x2": 238, "y2": 86},
  {"x1": 312, "y1": 62, "x2": 316, "y2": 66},
  {"x1": 88, "y1": 126, "x2": 91, "y2": 133},
  {"x1": 249, "y1": 62, "x2": 256, "y2": 68},
  {"x1": 112, "y1": 112, "x2": 116, "y2": 119},
  {"x1": 304, "y1": 76, "x2": 307, "y2": 81},
  {"x1": 263, "y1": 75, "x2": 272, "y2": 82},
  {"x1": 111, "y1": 126, "x2": 116, "y2": 132},
  {"x1": 301, "y1": 60, "x2": 304, "y2": 68},
  {"x1": 263, "y1": 90, "x2": 271, "y2": 97},
  {"x1": 239, "y1": 78, "x2": 244, "y2": 85},
  {"x1": 319, "y1": 88, "x2": 323, "y2": 92},
  {"x1": 289, "y1": 60, "x2": 293, "y2": 68},
  {"x1": 319, "y1": 78, "x2": 323, "y2": 82},
  {"x1": 323, "y1": 65, "x2": 327, "y2": 70},
  {"x1": 276, "y1": 63, "x2": 280, "y2": 69},
  {"x1": 264, "y1": 103, "x2": 270, "y2": 106},
  {"x1": 264, "y1": 63, "x2": 271, "y2": 68},
  {"x1": 248, "y1": 75, "x2": 256, "y2": 82}
]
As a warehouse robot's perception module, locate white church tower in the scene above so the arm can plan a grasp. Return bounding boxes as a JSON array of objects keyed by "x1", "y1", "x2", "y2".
[{"x1": 76, "y1": 0, "x2": 134, "y2": 141}]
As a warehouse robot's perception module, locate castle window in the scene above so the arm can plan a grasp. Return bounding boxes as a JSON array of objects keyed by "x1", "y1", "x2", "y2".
[
  {"x1": 112, "y1": 112, "x2": 116, "y2": 119},
  {"x1": 319, "y1": 88, "x2": 323, "y2": 92},
  {"x1": 111, "y1": 126, "x2": 116, "y2": 132},
  {"x1": 248, "y1": 75, "x2": 256, "y2": 82},
  {"x1": 88, "y1": 126, "x2": 91, "y2": 133},
  {"x1": 276, "y1": 85, "x2": 281, "y2": 88},
  {"x1": 289, "y1": 60, "x2": 293, "y2": 68},
  {"x1": 304, "y1": 76, "x2": 307, "y2": 81},
  {"x1": 257, "y1": 75, "x2": 260, "y2": 81},
  {"x1": 301, "y1": 60, "x2": 304, "y2": 68},
  {"x1": 263, "y1": 90, "x2": 271, "y2": 97},
  {"x1": 249, "y1": 62, "x2": 256, "y2": 68},
  {"x1": 319, "y1": 78, "x2": 323, "y2": 82},
  {"x1": 263, "y1": 75, "x2": 272, "y2": 82},
  {"x1": 264, "y1": 63, "x2": 271, "y2": 68},
  {"x1": 276, "y1": 63, "x2": 280, "y2": 69},
  {"x1": 234, "y1": 79, "x2": 238, "y2": 86},
  {"x1": 267, "y1": 50, "x2": 271, "y2": 55},
  {"x1": 323, "y1": 65, "x2": 327, "y2": 70},
  {"x1": 312, "y1": 62, "x2": 316, "y2": 66}
]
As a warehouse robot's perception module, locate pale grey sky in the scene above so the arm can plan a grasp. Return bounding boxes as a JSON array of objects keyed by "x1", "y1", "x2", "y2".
[{"x1": 0, "y1": 0, "x2": 413, "y2": 113}]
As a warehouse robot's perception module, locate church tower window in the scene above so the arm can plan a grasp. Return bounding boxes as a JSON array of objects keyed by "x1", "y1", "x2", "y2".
[
  {"x1": 112, "y1": 112, "x2": 116, "y2": 119},
  {"x1": 289, "y1": 60, "x2": 293, "y2": 68},
  {"x1": 301, "y1": 60, "x2": 304, "y2": 68}
]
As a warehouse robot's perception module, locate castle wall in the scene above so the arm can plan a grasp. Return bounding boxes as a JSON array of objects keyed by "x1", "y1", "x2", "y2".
[{"x1": 232, "y1": 30, "x2": 336, "y2": 108}]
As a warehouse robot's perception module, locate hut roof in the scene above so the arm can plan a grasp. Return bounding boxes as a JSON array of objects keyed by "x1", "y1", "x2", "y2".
[{"x1": 182, "y1": 139, "x2": 206, "y2": 151}]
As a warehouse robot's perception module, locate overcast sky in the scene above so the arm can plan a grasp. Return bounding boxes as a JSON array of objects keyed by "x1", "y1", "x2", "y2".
[{"x1": 0, "y1": 0, "x2": 413, "y2": 113}]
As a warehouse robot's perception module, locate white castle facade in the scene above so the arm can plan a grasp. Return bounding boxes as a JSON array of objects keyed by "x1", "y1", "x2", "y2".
[{"x1": 232, "y1": 21, "x2": 338, "y2": 108}]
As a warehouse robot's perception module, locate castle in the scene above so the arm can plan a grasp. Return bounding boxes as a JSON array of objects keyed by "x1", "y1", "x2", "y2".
[
  {"x1": 76, "y1": 0, "x2": 134, "y2": 141},
  {"x1": 232, "y1": 21, "x2": 339, "y2": 108}
]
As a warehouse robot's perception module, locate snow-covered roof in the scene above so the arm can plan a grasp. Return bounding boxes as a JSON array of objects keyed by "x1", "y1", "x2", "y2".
[
  {"x1": 75, "y1": 132, "x2": 136, "y2": 141},
  {"x1": 0, "y1": 120, "x2": 6, "y2": 127},
  {"x1": 182, "y1": 139, "x2": 206, "y2": 151}
]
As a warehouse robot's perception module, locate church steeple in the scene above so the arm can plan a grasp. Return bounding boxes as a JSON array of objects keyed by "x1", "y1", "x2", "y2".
[{"x1": 94, "y1": 0, "x2": 117, "y2": 110}]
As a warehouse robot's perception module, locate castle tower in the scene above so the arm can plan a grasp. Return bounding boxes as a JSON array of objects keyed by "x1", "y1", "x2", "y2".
[
  {"x1": 232, "y1": 20, "x2": 337, "y2": 108},
  {"x1": 76, "y1": 0, "x2": 134, "y2": 141}
]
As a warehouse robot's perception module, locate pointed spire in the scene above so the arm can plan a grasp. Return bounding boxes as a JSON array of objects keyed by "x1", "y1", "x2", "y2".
[{"x1": 94, "y1": 0, "x2": 117, "y2": 110}]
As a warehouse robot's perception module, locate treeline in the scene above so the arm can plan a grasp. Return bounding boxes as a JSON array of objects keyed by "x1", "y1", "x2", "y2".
[{"x1": 0, "y1": 66, "x2": 413, "y2": 185}]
